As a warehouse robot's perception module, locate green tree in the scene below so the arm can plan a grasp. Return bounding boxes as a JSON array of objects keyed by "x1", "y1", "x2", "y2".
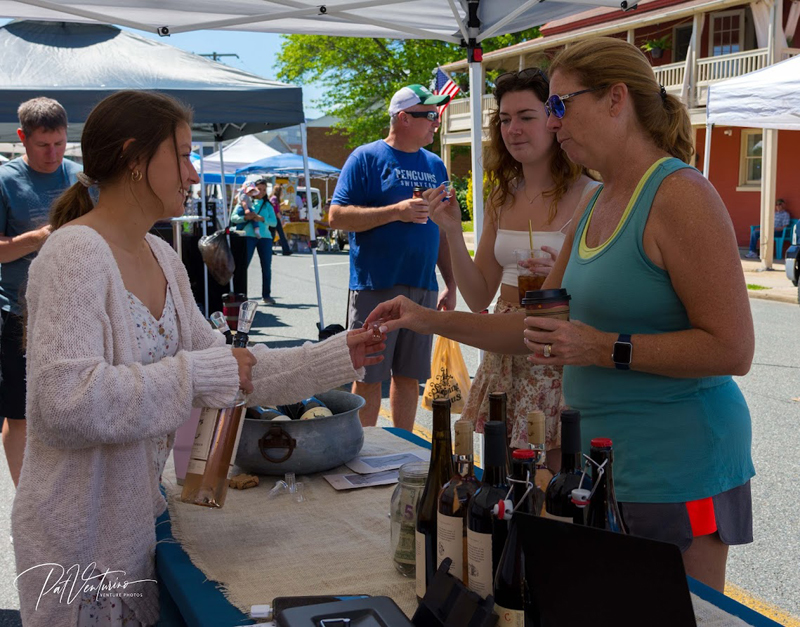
[{"x1": 275, "y1": 28, "x2": 540, "y2": 147}]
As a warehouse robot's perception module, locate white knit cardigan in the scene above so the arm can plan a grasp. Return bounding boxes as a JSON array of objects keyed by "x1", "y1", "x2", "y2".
[{"x1": 12, "y1": 226, "x2": 363, "y2": 626}]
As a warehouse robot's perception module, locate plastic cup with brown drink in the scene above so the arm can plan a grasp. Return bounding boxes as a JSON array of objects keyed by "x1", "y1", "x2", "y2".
[
  {"x1": 514, "y1": 249, "x2": 550, "y2": 303},
  {"x1": 521, "y1": 288, "x2": 572, "y2": 321}
]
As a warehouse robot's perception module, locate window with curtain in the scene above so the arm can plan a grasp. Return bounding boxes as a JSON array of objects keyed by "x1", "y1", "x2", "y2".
[{"x1": 739, "y1": 130, "x2": 762, "y2": 187}]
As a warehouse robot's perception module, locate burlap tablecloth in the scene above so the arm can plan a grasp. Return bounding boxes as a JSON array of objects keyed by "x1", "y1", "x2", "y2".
[
  {"x1": 163, "y1": 427, "x2": 421, "y2": 617},
  {"x1": 163, "y1": 427, "x2": 756, "y2": 626}
]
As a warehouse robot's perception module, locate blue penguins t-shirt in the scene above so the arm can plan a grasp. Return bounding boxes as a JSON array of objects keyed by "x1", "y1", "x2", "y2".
[
  {"x1": 331, "y1": 140, "x2": 448, "y2": 292},
  {"x1": 0, "y1": 157, "x2": 82, "y2": 314}
]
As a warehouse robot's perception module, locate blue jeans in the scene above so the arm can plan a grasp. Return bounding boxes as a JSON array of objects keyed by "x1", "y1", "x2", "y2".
[
  {"x1": 749, "y1": 227, "x2": 784, "y2": 253},
  {"x1": 245, "y1": 236, "x2": 273, "y2": 299}
]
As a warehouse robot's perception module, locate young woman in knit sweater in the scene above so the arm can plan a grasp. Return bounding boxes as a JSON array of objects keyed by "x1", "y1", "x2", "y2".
[{"x1": 12, "y1": 90, "x2": 385, "y2": 627}]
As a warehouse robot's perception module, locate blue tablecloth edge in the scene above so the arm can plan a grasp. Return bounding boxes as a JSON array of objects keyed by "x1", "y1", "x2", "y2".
[
  {"x1": 156, "y1": 428, "x2": 780, "y2": 627},
  {"x1": 156, "y1": 493, "x2": 254, "y2": 626}
]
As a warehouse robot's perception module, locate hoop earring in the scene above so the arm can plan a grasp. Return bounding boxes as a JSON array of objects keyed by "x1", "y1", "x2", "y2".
[{"x1": 131, "y1": 170, "x2": 143, "y2": 182}]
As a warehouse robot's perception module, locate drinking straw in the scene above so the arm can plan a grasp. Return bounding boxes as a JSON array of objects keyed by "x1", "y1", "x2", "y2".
[{"x1": 528, "y1": 219, "x2": 534, "y2": 251}]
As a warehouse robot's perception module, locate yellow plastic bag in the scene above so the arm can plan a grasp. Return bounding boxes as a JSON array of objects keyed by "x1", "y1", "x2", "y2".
[{"x1": 421, "y1": 336, "x2": 472, "y2": 414}]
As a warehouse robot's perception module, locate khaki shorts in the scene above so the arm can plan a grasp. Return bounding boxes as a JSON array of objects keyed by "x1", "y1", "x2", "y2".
[{"x1": 348, "y1": 285, "x2": 437, "y2": 384}]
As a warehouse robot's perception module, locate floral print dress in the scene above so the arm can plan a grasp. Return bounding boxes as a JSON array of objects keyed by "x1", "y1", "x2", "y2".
[
  {"x1": 77, "y1": 286, "x2": 179, "y2": 626},
  {"x1": 460, "y1": 298, "x2": 565, "y2": 451}
]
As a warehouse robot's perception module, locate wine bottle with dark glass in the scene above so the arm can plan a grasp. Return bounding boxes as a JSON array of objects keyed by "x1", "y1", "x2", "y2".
[
  {"x1": 488, "y1": 392, "x2": 512, "y2": 476},
  {"x1": 415, "y1": 399, "x2": 455, "y2": 600},
  {"x1": 467, "y1": 421, "x2": 510, "y2": 599},
  {"x1": 585, "y1": 437, "x2": 626, "y2": 533},
  {"x1": 181, "y1": 300, "x2": 258, "y2": 508},
  {"x1": 493, "y1": 449, "x2": 537, "y2": 626},
  {"x1": 437, "y1": 420, "x2": 480, "y2": 584},
  {"x1": 544, "y1": 409, "x2": 591, "y2": 525}
]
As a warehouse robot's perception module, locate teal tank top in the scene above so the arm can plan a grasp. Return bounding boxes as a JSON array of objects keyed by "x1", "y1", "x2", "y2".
[{"x1": 561, "y1": 158, "x2": 754, "y2": 503}]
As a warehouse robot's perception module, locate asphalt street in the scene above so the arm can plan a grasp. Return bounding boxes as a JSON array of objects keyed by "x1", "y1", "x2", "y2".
[{"x1": 0, "y1": 247, "x2": 797, "y2": 623}]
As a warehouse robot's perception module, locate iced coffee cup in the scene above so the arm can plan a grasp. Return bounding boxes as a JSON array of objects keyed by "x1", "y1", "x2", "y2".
[
  {"x1": 521, "y1": 288, "x2": 571, "y2": 321},
  {"x1": 514, "y1": 249, "x2": 549, "y2": 303}
]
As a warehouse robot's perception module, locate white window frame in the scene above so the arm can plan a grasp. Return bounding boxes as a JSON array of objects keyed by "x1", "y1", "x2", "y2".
[
  {"x1": 738, "y1": 129, "x2": 762, "y2": 190},
  {"x1": 708, "y1": 9, "x2": 746, "y2": 57}
]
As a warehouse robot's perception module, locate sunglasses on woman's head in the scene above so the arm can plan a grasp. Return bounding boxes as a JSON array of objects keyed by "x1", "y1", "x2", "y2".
[
  {"x1": 494, "y1": 68, "x2": 549, "y2": 90},
  {"x1": 544, "y1": 86, "x2": 605, "y2": 119}
]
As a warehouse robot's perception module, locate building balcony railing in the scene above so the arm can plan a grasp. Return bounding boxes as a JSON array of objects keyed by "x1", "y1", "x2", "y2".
[{"x1": 443, "y1": 47, "x2": 791, "y2": 139}]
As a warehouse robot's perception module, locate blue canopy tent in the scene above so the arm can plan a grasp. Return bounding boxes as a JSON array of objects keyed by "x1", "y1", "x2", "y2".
[{"x1": 236, "y1": 154, "x2": 341, "y2": 179}]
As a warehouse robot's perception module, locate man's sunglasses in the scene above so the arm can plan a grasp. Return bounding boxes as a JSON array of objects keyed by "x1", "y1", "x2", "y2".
[
  {"x1": 545, "y1": 86, "x2": 605, "y2": 119},
  {"x1": 404, "y1": 110, "x2": 440, "y2": 122}
]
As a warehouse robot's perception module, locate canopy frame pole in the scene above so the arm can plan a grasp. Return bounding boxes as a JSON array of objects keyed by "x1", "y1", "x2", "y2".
[
  {"x1": 167, "y1": 0, "x2": 459, "y2": 41},
  {"x1": 477, "y1": 0, "x2": 541, "y2": 42},
  {"x1": 467, "y1": 1, "x2": 485, "y2": 250},
  {"x1": 198, "y1": 142, "x2": 210, "y2": 318},
  {"x1": 301, "y1": 122, "x2": 326, "y2": 332},
  {"x1": 702, "y1": 123, "x2": 712, "y2": 178},
  {"x1": 216, "y1": 139, "x2": 235, "y2": 293}
]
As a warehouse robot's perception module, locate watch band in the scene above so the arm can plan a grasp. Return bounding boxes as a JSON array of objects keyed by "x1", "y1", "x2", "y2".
[{"x1": 613, "y1": 333, "x2": 632, "y2": 371}]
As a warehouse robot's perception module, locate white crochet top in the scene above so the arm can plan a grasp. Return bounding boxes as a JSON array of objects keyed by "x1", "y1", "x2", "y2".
[{"x1": 12, "y1": 225, "x2": 362, "y2": 626}]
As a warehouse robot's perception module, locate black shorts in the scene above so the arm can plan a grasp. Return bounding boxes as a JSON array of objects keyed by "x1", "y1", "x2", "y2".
[
  {"x1": 619, "y1": 481, "x2": 753, "y2": 553},
  {"x1": 0, "y1": 311, "x2": 27, "y2": 420}
]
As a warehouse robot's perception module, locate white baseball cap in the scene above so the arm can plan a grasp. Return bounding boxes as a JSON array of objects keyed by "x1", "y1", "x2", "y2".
[{"x1": 388, "y1": 84, "x2": 451, "y2": 115}]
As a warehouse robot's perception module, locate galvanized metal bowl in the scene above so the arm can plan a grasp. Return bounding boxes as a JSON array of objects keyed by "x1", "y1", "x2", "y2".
[{"x1": 235, "y1": 389, "x2": 366, "y2": 476}]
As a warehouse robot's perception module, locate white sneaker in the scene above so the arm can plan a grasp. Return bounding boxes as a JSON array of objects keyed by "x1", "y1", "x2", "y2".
[{"x1": 745, "y1": 251, "x2": 759, "y2": 259}]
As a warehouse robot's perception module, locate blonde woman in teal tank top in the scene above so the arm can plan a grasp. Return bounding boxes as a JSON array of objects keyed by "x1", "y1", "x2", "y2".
[
  {"x1": 364, "y1": 37, "x2": 755, "y2": 593},
  {"x1": 520, "y1": 38, "x2": 755, "y2": 592}
]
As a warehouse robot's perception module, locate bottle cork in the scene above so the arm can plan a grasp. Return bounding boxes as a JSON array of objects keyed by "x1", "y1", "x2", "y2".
[
  {"x1": 454, "y1": 420, "x2": 474, "y2": 456},
  {"x1": 526, "y1": 410, "x2": 546, "y2": 447}
]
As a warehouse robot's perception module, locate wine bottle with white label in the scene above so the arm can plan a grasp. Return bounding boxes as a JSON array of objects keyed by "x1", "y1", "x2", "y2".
[
  {"x1": 415, "y1": 399, "x2": 454, "y2": 600},
  {"x1": 180, "y1": 300, "x2": 258, "y2": 508},
  {"x1": 544, "y1": 409, "x2": 590, "y2": 524},
  {"x1": 466, "y1": 421, "x2": 509, "y2": 599},
  {"x1": 437, "y1": 421, "x2": 479, "y2": 584}
]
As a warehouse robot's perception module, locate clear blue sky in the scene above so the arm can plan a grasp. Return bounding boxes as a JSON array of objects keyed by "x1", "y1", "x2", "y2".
[{"x1": 133, "y1": 29, "x2": 327, "y2": 118}]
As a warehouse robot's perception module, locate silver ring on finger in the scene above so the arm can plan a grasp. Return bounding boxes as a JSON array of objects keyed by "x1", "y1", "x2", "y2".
[{"x1": 543, "y1": 343, "x2": 553, "y2": 358}]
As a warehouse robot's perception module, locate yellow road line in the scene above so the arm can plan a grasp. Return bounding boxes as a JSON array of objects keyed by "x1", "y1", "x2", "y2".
[{"x1": 725, "y1": 583, "x2": 800, "y2": 626}]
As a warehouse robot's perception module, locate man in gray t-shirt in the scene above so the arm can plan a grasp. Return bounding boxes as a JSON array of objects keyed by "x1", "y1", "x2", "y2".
[{"x1": 0, "y1": 97, "x2": 80, "y2": 486}]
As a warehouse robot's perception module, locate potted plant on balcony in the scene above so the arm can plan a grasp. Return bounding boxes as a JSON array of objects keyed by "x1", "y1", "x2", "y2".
[{"x1": 641, "y1": 35, "x2": 672, "y2": 59}]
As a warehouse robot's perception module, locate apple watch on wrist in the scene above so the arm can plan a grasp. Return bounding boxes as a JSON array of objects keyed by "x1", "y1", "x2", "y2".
[{"x1": 612, "y1": 334, "x2": 633, "y2": 370}]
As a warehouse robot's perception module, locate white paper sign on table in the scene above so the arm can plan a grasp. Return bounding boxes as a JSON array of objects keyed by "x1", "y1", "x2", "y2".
[
  {"x1": 323, "y1": 469, "x2": 402, "y2": 491},
  {"x1": 344, "y1": 451, "x2": 429, "y2": 474}
]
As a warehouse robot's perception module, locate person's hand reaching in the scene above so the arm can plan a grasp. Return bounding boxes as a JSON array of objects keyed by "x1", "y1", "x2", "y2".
[
  {"x1": 346, "y1": 327, "x2": 387, "y2": 370},
  {"x1": 424, "y1": 184, "x2": 461, "y2": 236},
  {"x1": 364, "y1": 296, "x2": 433, "y2": 335}
]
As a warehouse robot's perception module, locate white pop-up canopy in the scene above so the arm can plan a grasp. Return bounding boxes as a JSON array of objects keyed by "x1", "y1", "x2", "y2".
[
  {"x1": 0, "y1": 0, "x2": 640, "y2": 246},
  {"x1": 706, "y1": 54, "x2": 800, "y2": 131},
  {"x1": 704, "y1": 53, "x2": 800, "y2": 268},
  {"x1": 0, "y1": 0, "x2": 643, "y2": 333}
]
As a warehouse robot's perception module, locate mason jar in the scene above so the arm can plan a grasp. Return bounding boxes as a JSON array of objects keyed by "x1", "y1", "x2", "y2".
[{"x1": 389, "y1": 460, "x2": 428, "y2": 576}]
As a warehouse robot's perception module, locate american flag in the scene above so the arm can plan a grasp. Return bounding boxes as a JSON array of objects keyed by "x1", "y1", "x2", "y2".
[{"x1": 434, "y1": 67, "x2": 461, "y2": 115}]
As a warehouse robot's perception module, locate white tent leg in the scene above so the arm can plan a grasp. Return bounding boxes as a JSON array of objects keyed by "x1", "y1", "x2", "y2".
[
  {"x1": 702, "y1": 123, "x2": 713, "y2": 178},
  {"x1": 469, "y1": 60, "x2": 484, "y2": 248},
  {"x1": 759, "y1": 128, "x2": 779, "y2": 269},
  {"x1": 301, "y1": 122, "x2": 325, "y2": 332},
  {"x1": 217, "y1": 141, "x2": 234, "y2": 293},
  {"x1": 199, "y1": 141, "x2": 209, "y2": 318}
]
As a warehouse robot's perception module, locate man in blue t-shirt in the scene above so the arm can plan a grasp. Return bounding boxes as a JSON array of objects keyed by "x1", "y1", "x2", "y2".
[
  {"x1": 0, "y1": 97, "x2": 81, "y2": 486},
  {"x1": 330, "y1": 84, "x2": 456, "y2": 431}
]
